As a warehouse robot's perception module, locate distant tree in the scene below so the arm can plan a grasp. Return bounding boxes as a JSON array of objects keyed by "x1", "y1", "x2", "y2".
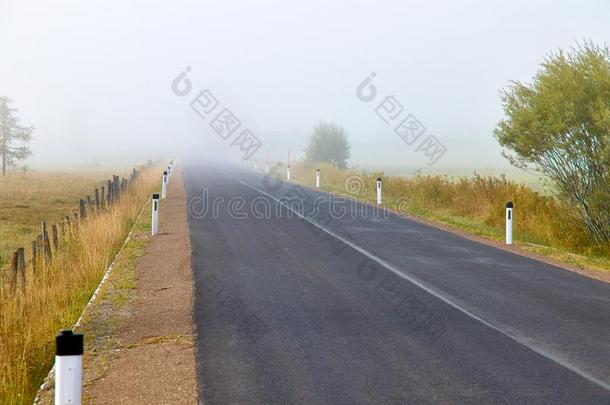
[
  {"x1": 0, "y1": 97, "x2": 33, "y2": 176},
  {"x1": 305, "y1": 121, "x2": 351, "y2": 169},
  {"x1": 494, "y1": 42, "x2": 610, "y2": 245}
]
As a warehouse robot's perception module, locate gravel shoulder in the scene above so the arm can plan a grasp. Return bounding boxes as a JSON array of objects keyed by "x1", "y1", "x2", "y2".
[
  {"x1": 86, "y1": 168, "x2": 197, "y2": 404},
  {"x1": 38, "y1": 168, "x2": 198, "y2": 404}
]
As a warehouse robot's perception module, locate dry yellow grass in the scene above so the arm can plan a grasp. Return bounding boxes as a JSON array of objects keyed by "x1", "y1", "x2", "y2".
[
  {"x1": 0, "y1": 170, "x2": 119, "y2": 263},
  {"x1": 0, "y1": 166, "x2": 159, "y2": 404}
]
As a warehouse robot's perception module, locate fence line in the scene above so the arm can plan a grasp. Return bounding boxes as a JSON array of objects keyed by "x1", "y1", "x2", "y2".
[{"x1": 2, "y1": 167, "x2": 142, "y2": 292}]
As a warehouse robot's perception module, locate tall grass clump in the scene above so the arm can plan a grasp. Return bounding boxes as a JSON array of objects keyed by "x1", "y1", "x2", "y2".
[{"x1": 0, "y1": 167, "x2": 158, "y2": 403}]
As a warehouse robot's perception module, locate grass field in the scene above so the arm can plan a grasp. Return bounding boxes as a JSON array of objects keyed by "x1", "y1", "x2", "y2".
[
  {"x1": 0, "y1": 171, "x2": 118, "y2": 265},
  {"x1": 288, "y1": 162, "x2": 610, "y2": 277},
  {"x1": 0, "y1": 166, "x2": 159, "y2": 403},
  {"x1": 359, "y1": 165, "x2": 551, "y2": 193}
]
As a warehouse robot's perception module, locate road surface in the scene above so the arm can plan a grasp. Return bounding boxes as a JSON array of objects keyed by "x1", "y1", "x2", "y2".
[{"x1": 185, "y1": 164, "x2": 610, "y2": 404}]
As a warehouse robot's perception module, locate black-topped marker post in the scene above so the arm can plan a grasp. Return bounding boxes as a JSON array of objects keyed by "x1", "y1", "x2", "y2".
[
  {"x1": 162, "y1": 171, "x2": 168, "y2": 199},
  {"x1": 376, "y1": 177, "x2": 382, "y2": 205},
  {"x1": 506, "y1": 201, "x2": 513, "y2": 245},
  {"x1": 287, "y1": 151, "x2": 291, "y2": 180},
  {"x1": 152, "y1": 193, "x2": 160, "y2": 236},
  {"x1": 316, "y1": 169, "x2": 320, "y2": 188},
  {"x1": 55, "y1": 329, "x2": 83, "y2": 404}
]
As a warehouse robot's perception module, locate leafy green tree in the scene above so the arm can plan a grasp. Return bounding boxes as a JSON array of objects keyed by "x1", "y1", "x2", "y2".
[
  {"x1": 0, "y1": 97, "x2": 33, "y2": 176},
  {"x1": 305, "y1": 121, "x2": 351, "y2": 169},
  {"x1": 495, "y1": 42, "x2": 610, "y2": 245}
]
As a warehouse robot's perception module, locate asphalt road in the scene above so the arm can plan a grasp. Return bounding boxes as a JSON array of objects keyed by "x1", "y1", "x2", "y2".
[{"x1": 185, "y1": 164, "x2": 610, "y2": 405}]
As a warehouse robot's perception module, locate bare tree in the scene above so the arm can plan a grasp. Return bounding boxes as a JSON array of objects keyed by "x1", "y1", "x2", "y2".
[{"x1": 0, "y1": 97, "x2": 33, "y2": 176}]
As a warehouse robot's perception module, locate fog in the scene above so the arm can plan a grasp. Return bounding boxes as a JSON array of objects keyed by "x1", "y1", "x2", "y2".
[{"x1": 1, "y1": 0, "x2": 608, "y2": 173}]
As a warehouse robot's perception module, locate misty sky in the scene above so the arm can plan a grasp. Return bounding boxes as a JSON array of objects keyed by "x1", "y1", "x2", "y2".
[{"x1": 1, "y1": 0, "x2": 609, "y2": 172}]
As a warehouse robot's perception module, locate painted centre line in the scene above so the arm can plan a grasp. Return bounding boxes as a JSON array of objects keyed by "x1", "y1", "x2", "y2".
[{"x1": 219, "y1": 169, "x2": 610, "y2": 392}]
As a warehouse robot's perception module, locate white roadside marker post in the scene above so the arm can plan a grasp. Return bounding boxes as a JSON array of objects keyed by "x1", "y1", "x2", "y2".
[
  {"x1": 287, "y1": 151, "x2": 291, "y2": 180},
  {"x1": 265, "y1": 160, "x2": 269, "y2": 174},
  {"x1": 55, "y1": 329, "x2": 83, "y2": 405},
  {"x1": 376, "y1": 177, "x2": 382, "y2": 205},
  {"x1": 316, "y1": 169, "x2": 320, "y2": 188},
  {"x1": 152, "y1": 193, "x2": 160, "y2": 236},
  {"x1": 254, "y1": 161, "x2": 258, "y2": 171},
  {"x1": 506, "y1": 201, "x2": 513, "y2": 245},
  {"x1": 161, "y1": 171, "x2": 168, "y2": 199}
]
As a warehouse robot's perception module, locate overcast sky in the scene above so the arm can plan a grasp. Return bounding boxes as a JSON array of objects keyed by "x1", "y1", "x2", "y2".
[{"x1": 1, "y1": 0, "x2": 608, "y2": 172}]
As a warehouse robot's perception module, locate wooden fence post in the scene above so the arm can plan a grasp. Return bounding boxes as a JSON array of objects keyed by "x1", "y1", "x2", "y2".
[
  {"x1": 42, "y1": 221, "x2": 52, "y2": 261},
  {"x1": 11, "y1": 250, "x2": 18, "y2": 290},
  {"x1": 42, "y1": 228, "x2": 52, "y2": 262},
  {"x1": 31, "y1": 240, "x2": 37, "y2": 271},
  {"x1": 101, "y1": 186, "x2": 105, "y2": 210},
  {"x1": 79, "y1": 199, "x2": 87, "y2": 220},
  {"x1": 41, "y1": 221, "x2": 47, "y2": 256},
  {"x1": 95, "y1": 188, "x2": 100, "y2": 211},
  {"x1": 107, "y1": 180, "x2": 113, "y2": 205},
  {"x1": 113, "y1": 175, "x2": 120, "y2": 201},
  {"x1": 52, "y1": 224, "x2": 59, "y2": 251},
  {"x1": 17, "y1": 247, "x2": 25, "y2": 287},
  {"x1": 111, "y1": 176, "x2": 116, "y2": 202}
]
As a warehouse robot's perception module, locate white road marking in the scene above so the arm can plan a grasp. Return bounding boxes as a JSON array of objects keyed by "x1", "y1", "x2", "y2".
[{"x1": 220, "y1": 169, "x2": 610, "y2": 392}]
